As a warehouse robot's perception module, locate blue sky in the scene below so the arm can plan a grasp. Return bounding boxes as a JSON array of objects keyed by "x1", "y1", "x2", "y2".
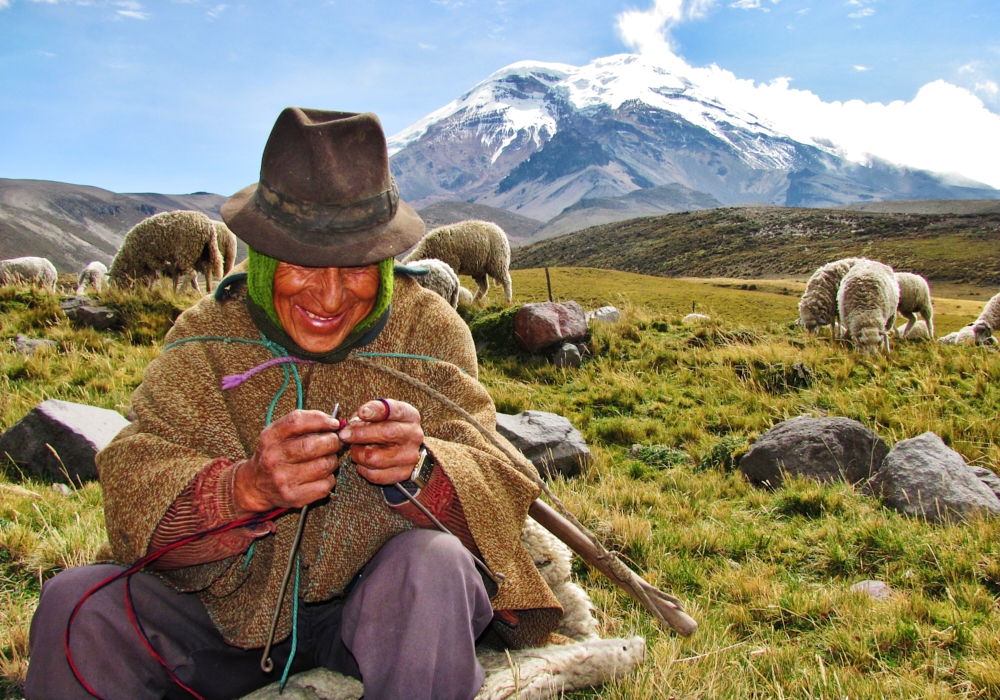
[{"x1": 0, "y1": 0, "x2": 997, "y2": 194}]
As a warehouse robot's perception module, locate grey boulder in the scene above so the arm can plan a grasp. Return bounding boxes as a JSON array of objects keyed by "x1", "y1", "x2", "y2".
[
  {"x1": 0, "y1": 399, "x2": 131, "y2": 483},
  {"x1": 972, "y1": 467, "x2": 1000, "y2": 502},
  {"x1": 739, "y1": 416, "x2": 888, "y2": 488},
  {"x1": 867, "y1": 432, "x2": 1000, "y2": 523},
  {"x1": 552, "y1": 343, "x2": 582, "y2": 368},
  {"x1": 495, "y1": 410, "x2": 592, "y2": 479},
  {"x1": 60, "y1": 296, "x2": 117, "y2": 331},
  {"x1": 13, "y1": 334, "x2": 57, "y2": 355},
  {"x1": 850, "y1": 580, "x2": 892, "y2": 601}
]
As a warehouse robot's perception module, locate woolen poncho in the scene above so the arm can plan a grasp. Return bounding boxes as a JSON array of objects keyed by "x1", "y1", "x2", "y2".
[{"x1": 97, "y1": 274, "x2": 561, "y2": 649}]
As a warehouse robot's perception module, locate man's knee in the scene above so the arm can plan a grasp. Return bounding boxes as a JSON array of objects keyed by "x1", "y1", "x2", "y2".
[
  {"x1": 374, "y1": 529, "x2": 477, "y2": 583},
  {"x1": 31, "y1": 565, "x2": 126, "y2": 645}
]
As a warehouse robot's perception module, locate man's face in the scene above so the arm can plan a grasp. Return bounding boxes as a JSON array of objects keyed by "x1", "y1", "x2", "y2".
[{"x1": 272, "y1": 262, "x2": 380, "y2": 353}]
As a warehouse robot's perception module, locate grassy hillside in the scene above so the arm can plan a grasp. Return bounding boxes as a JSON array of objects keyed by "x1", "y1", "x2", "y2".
[
  {"x1": 510, "y1": 206, "x2": 1000, "y2": 288},
  {"x1": 1, "y1": 270, "x2": 999, "y2": 698}
]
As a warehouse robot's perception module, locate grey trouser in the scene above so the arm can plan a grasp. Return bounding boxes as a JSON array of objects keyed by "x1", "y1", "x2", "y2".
[{"x1": 25, "y1": 529, "x2": 494, "y2": 700}]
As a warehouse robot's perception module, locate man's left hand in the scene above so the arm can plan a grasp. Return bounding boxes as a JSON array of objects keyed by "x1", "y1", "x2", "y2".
[{"x1": 338, "y1": 399, "x2": 424, "y2": 485}]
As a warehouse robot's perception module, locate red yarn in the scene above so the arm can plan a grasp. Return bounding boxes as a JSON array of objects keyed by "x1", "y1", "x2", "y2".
[{"x1": 63, "y1": 507, "x2": 290, "y2": 700}]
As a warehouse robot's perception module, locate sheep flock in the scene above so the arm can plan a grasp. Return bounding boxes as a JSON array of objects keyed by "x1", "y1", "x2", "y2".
[{"x1": 798, "y1": 256, "x2": 997, "y2": 353}]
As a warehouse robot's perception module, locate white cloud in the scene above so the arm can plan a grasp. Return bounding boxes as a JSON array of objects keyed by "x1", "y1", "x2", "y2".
[
  {"x1": 205, "y1": 3, "x2": 225, "y2": 19},
  {"x1": 959, "y1": 62, "x2": 981, "y2": 74},
  {"x1": 848, "y1": 8, "x2": 874, "y2": 18},
  {"x1": 418, "y1": 43, "x2": 437, "y2": 50},
  {"x1": 37, "y1": 50, "x2": 56, "y2": 57},
  {"x1": 0, "y1": 0, "x2": 11, "y2": 8},
  {"x1": 976, "y1": 80, "x2": 999, "y2": 96},
  {"x1": 615, "y1": 0, "x2": 1000, "y2": 188},
  {"x1": 854, "y1": 65, "x2": 869, "y2": 71},
  {"x1": 731, "y1": 0, "x2": 761, "y2": 9}
]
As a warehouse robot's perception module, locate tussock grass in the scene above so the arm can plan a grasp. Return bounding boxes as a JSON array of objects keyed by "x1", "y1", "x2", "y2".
[{"x1": 1, "y1": 269, "x2": 999, "y2": 698}]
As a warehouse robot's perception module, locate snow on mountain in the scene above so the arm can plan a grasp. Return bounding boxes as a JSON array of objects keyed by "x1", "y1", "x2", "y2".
[{"x1": 389, "y1": 53, "x2": 999, "y2": 221}]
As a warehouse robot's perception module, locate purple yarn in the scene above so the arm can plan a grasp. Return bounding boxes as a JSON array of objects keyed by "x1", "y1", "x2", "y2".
[{"x1": 221, "y1": 356, "x2": 316, "y2": 390}]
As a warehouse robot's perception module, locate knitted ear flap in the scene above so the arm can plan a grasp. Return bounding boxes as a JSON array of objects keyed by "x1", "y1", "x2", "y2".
[{"x1": 246, "y1": 248, "x2": 394, "y2": 335}]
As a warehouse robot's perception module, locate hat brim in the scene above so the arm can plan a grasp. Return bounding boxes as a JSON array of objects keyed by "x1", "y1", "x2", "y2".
[{"x1": 221, "y1": 184, "x2": 425, "y2": 267}]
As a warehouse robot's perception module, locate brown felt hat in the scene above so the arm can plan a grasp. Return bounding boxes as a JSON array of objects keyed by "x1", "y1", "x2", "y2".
[{"x1": 221, "y1": 108, "x2": 424, "y2": 267}]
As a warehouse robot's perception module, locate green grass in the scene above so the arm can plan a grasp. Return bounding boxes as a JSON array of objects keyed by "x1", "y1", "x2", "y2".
[{"x1": 1, "y1": 270, "x2": 999, "y2": 698}]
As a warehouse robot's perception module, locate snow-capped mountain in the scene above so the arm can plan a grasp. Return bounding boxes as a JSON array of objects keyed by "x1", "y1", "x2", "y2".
[{"x1": 389, "y1": 54, "x2": 999, "y2": 221}]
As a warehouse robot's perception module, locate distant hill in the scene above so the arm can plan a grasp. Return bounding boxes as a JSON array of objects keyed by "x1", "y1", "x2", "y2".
[
  {"x1": 527, "y1": 183, "x2": 721, "y2": 243},
  {"x1": 416, "y1": 201, "x2": 542, "y2": 243},
  {"x1": 836, "y1": 199, "x2": 1000, "y2": 215},
  {"x1": 510, "y1": 206, "x2": 1000, "y2": 287},
  {"x1": 0, "y1": 179, "x2": 227, "y2": 273}
]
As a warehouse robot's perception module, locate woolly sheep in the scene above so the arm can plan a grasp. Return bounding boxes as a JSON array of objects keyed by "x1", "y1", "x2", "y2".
[
  {"x1": 938, "y1": 292, "x2": 1000, "y2": 346},
  {"x1": 895, "y1": 272, "x2": 934, "y2": 338},
  {"x1": 0, "y1": 256, "x2": 57, "y2": 292},
  {"x1": 178, "y1": 220, "x2": 238, "y2": 293},
  {"x1": 403, "y1": 220, "x2": 513, "y2": 304},
  {"x1": 457, "y1": 286, "x2": 475, "y2": 307},
  {"x1": 798, "y1": 257, "x2": 861, "y2": 336},
  {"x1": 894, "y1": 319, "x2": 931, "y2": 341},
  {"x1": 110, "y1": 211, "x2": 222, "y2": 293},
  {"x1": 406, "y1": 258, "x2": 461, "y2": 308},
  {"x1": 520, "y1": 517, "x2": 599, "y2": 642},
  {"x1": 75, "y1": 261, "x2": 108, "y2": 296},
  {"x1": 837, "y1": 259, "x2": 899, "y2": 355},
  {"x1": 938, "y1": 321, "x2": 995, "y2": 346},
  {"x1": 682, "y1": 313, "x2": 710, "y2": 325}
]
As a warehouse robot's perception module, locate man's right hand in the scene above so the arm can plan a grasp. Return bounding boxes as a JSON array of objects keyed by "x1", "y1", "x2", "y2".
[{"x1": 233, "y1": 410, "x2": 344, "y2": 513}]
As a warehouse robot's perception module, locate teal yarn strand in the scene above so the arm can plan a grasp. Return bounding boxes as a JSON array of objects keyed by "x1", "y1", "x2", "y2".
[{"x1": 278, "y1": 553, "x2": 301, "y2": 693}]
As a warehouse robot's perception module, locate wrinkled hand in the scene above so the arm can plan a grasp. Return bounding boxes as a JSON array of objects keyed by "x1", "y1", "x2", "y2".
[
  {"x1": 338, "y1": 399, "x2": 424, "y2": 485},
  {"x1": 233, "y1": 410, "x2": 344, "y2": 513}
]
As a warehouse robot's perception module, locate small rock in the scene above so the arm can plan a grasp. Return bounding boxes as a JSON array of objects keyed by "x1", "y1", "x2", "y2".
[
  {"x1": 0, "y1": 399, "x2": 131, "y2": 483},
  {"x1": 739, "y1": 416, "x2": 889, "y2": 488},
  {"x1": 51, "y1": 483, "x2": 72, "y2": 496},
  {"x1": 13, "y1": 334, "x2": 57, "y2": 355},
  {"x1": 868, "y1": 432, "x2": 1000, "y2": 523},
  {"x1": 495, "y1": 410, "x2": 593, "y2": 479},
  {"x1": 552, "y1": 343, "x2": 582, "y2": 368},
  {"x1": 60, "y1": 296, "x2": 117, "y2": 331},
  {"x1": 851, "y1": 580, "x2": 892, "y2": 601},
  {"x1": 586, "y1": 305, "x2": 621, "y2": 324},
  {"x1": 514, "y1": 301, "x2": 587, "y2": 354}
]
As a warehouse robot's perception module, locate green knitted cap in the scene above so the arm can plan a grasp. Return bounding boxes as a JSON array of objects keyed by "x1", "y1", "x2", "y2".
[{"x1": 246, "y1": 247, "x2": 394, "y2": 336}]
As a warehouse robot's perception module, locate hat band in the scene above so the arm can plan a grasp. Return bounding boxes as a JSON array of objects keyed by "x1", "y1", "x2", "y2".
[{"x1": 255, "y1": 178, "x2": 399, "y2": 234}]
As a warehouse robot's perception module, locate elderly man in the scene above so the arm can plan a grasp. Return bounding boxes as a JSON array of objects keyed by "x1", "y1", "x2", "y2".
[{"x1": 25, "y1": 108, "x2": 561, "y2": 700}]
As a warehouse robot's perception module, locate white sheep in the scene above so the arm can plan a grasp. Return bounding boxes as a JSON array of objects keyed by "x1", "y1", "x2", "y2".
[
  {"x1": 798, "y1": 257, "x2": 861, "y2": 337},
  {"x1": 406, "y1": 258, "x2": 461, "y2": 308},
  {"x1": 682, "y1": 313, "x2": 710, "y2": 325},
  {"x1": 938, "y1": 293, "x2": 999, "y2": 346},
  {"x1": 0, "y1": 257, "x2": 58, "y2": 292},
  {"x1": 457, "y1": 286, "x2": 475, "y2": 307},
  {"x1": 837, "y1": 259, "x2": 899, "y2": 355},
  {"x1": 938, "y1": 321, "x2": 995, "y2": 346},
  {"x1": 895, "y1": 272, "x2": 935, "y2": 338},
  {"x1": 403, "y1": 220, "x2": 513, "y2": 304},
  {"x1": 520, "y1": 517, "x2": 599, "y2": 642},
  {"x1": 110, "y1": 211, "x2": 222, "y2": 293},
  {"x1": 75, "y1": 261, "x2": 108, "y2": 296},
  {"x1": 894, "y1": 319, "x2": 931, "y2": 341}
]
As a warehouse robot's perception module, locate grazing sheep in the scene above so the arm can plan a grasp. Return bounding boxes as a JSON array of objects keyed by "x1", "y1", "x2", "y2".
[
  {"x1": 75, "y1": 261, "x2": 108, "y2": 296},
  {"x1": 403, "y1": 220, "x2": 512, "y2": 304},
  {"x1": 178, "y1": 220, "x2": 239, "y2": 293},
  {"x1": 837, "y1": 259, "x2": 899, "y2": 355},
  {"x1": 798, "y1": 257, "x2": 861, "y2": 337},
  {"x1": 110, "y1": 211, "x2": 222, "y2": 293},
  {"x1": 938, "y1": 321, "x2": 995, "y2": 346},
  {"x1": 457, "y1": 286, "x2": 475, "y2": 307},
  {"x1": 682, "y1": 313, "x2": 710, "y2": 324},
  {"x1": 894, "y1": 320, "x2": 931, "y2": 341},
  {"x1": 0, "y1": 256, "x2": 57, "y2": 292},
  {"x1": 406, "y1": 258, "x2": 461, "y2": 308},
  {"x1": 939, "y1": 292, "x2": 1000, "y2": 346},
  {"x1": 895, "y1": 272, "x2": 935, "y2": 338}
]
